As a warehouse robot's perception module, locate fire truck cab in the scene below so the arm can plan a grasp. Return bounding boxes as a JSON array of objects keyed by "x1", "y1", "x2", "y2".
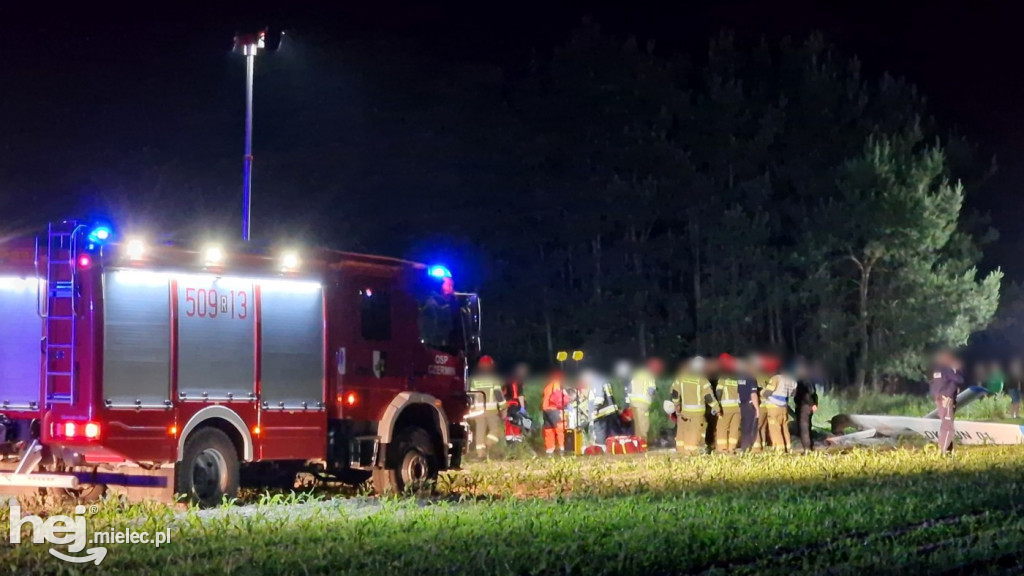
[{"x1": 0, "y1": 220, "x2": 477, "y2": 505}]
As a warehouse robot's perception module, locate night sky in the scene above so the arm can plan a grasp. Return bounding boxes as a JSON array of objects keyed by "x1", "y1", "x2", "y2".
[{"x1": 3, "y1": 1, "x2": 1022, "y2": 277}]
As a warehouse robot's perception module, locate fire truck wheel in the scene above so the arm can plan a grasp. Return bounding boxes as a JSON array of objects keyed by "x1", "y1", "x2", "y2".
[
  {"x1": 372, "y1": 426, "x2": 438, "y2": 494},
  {"x1": 176, "y1": 428, "x2": 240, "y2": 507}
]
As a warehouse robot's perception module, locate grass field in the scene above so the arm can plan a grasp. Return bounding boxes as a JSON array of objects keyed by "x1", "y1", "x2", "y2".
[{"x1": 5, "y1": 446, "x2": 1024, "y2": 575}]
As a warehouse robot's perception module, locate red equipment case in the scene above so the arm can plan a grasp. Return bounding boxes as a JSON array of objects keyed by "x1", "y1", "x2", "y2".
[{"x1": 605, "y1": 435, "x2": 648, "y2": 454}]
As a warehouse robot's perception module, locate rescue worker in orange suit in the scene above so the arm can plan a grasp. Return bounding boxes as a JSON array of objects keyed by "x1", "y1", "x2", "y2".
[
  {"x1": 468, "y1": 355, "x2": 506, "y2": 457},
  {"x1": 669, "y1": 356, "x2": 719, "y2": 454},
  {"x1": 627, "y1": 358, "x2": 664, "y2": 442},
  {"x1": 542, "y1": 372, "x2": 570, "y2": 454},
  {"x1": 930, "y1": 348, "x2": 964, "y2": 455},
  {"x1": 762, "y1": 363, "x2": 798, "y2": 452},
  {"x1": 713, "y1": 354, "x2": 743, "y2": 452},
  {"x1": 504, "y1": 363, "x2": 529, "y2": 442}
]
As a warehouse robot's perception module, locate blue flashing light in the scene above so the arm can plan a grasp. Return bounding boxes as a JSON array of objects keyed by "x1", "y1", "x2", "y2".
[
  {"x1": 428, "y1": 265, "x2": 452, "y2": 279},
  {"x1": 87, "y1": 224, "x2": 113, "y2": 245}
]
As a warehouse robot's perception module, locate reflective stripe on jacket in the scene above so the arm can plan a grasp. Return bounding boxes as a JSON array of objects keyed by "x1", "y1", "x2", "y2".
[
  {"x1": 762, "y1": 374, "x2": 797, "y2": 407},
  {"x1": 469, "y1": 375, "x2": 506, "y2": 412},
  {"x1": 716, "y1": 377, "x2": 741, "y2": 407},
  {"x1": 672, "y1": 373, "x2": 714, "y2": 412},
  {"x1": 628, "y1": 370, "x2": 656, "y2": 406},
  {"x1": 590, "y1": 382, "x2": 619, "y2": 419}
]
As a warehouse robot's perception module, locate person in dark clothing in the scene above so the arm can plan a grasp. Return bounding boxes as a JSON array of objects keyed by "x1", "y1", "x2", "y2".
[
  {"x1": 929, "y1": 349, "x2": 964, "y2": 455},
  {"x1": 793, "y1": 378, "x2": 819, "y2": 452},
  {"x1": 735, "y1": 358, "x2": 761, "y2": 451},
  {"x1": 503, "y1": 363, "x2": 529, "y2": 441},
  {"x1": 1008, "y1": 358, "x2": 1023, "y2": 420}
]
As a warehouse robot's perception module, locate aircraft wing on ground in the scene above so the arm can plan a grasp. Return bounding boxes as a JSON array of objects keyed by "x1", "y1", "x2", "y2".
[
  {"x1": 830, "y1": 414, "x2": 1024, "y2": 446},
  {"x1": 922, "y1": 385, "x2": 990, "y2": 418}
]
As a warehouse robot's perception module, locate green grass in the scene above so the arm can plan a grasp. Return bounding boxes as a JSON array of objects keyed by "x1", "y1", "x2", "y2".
[
  {"x1": 5, "y1": 446, "x2": 1024, "y2": 575},
  {"x1": 816, "y1": 390, "x2": 1016, "y2": 427}
]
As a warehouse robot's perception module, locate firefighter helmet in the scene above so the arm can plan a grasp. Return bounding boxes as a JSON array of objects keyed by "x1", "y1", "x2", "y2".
[{"x1": 646, "y1": 357, "x2": 665, "y2": 375}]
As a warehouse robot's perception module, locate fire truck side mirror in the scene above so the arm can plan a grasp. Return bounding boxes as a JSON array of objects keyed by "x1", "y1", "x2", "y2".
[{"x1": 456, "y1": 293, "x2": 481, "y2": 355}]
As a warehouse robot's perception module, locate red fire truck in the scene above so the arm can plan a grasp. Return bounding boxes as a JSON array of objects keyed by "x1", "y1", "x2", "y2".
[{"x1": 0, "y1": 220, "x2": 478, "y2": 505}]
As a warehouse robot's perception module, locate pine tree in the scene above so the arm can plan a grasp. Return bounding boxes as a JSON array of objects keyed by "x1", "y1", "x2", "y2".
[{"x1": 827, "y1": 133, "x2": 1001, "y2": 388}]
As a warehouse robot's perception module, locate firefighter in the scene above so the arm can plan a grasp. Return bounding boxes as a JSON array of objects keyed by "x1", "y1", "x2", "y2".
[
  {"x1": 468, "y1": 355, "x2": 506, "y2": 457},
  {"x1": 930, "y1": 348, "x2": 964, "y2": 455},
  {"x1": 670, "y1": 356, "x2": 719, "y2": 455},
  {"x1": 713, "y1": 354, "x2": 743, "y2": 453},
  {"x1": 762, "y1": 363, "x2": 798, "y2": 452},
  {"x1": 584, "y1": 369, "x2": 620, "y2": 446},
  {"x1": 504, "y1": 363, "x2": 529, "y2": 442},
  {"x1": 627, "y1": 358, "x2": 663, "y2": 442},
  {"x1": 541, "y1": 371, "x2": 570, "y2": 454}
]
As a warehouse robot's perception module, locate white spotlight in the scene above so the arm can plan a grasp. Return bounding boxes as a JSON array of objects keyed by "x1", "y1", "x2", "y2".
[
  {"x1": 281, "y1": 252, "x2": 301, "y2": 271},
  {"x1": 204, "y1": 246, "x2": 225, "y2": 266},
  {"x1": 126, "y1": 237, "x2": 146, "y2": 260}
]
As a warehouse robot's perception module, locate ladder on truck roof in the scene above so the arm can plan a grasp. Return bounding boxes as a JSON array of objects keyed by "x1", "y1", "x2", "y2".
[{"x1": 37, "y1": 222, "x2": 85, "y2": 406}]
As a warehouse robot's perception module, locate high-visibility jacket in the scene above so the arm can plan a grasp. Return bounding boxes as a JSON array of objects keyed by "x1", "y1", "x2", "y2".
[
  {"x1": 542, "y1": 379, "x2": 568, "y2": 411},
  {"x1": 715, "y1": 376, "x2": 741, "y2": 408},
  {"x1": 628, "y1": 369, "x2": 657, "y2": 407},
  {"x1": 671, "y1": 372, "x2": 717, "y2": 413},
  {"x1": 762, "y1": 374, "x2": 797, "y2": 407},
  {"x1": 469, "y1": 374, "x2": 506, "y2": 412},
  {"x1": 503, "y1": 380, "x2": 524, "y2": 408},
  {"x1": 588, "y1": 381, "x2": 620, "y2": 419}
]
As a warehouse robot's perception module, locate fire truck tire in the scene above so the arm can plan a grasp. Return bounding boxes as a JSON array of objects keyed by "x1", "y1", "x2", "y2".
[
  {"x1": 176, "y1": 427, "x2": 240, "y2": 507},
  {"x1": 372, "y1": 426, "x2": 438, "y2": 494}
]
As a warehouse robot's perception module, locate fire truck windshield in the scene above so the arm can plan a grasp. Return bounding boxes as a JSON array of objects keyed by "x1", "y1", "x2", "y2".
[{"x1": 417, "y1": 290, "x2": 462, "y2": 354}]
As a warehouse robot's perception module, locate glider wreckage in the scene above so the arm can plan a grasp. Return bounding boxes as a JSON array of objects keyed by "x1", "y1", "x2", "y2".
[{"x1": 829, "y1": 386, "x2": 1024, "y2": 446}]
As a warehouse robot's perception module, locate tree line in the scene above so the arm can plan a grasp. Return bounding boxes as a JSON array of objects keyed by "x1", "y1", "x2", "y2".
[{"x1": 473, "y1": 25, "x2": 1000, "y2": 390}]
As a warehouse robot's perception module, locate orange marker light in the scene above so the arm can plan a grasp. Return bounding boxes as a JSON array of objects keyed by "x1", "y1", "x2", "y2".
[
  {"x1": 346, "y1": 392, "x2": 357, "y2": 406},
  {"x1": 252, "y1": 426, "x2": 261, "y2": 435},
  {"x1": 168, "y1": 425, "x2": 178, "y2": 437}
]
